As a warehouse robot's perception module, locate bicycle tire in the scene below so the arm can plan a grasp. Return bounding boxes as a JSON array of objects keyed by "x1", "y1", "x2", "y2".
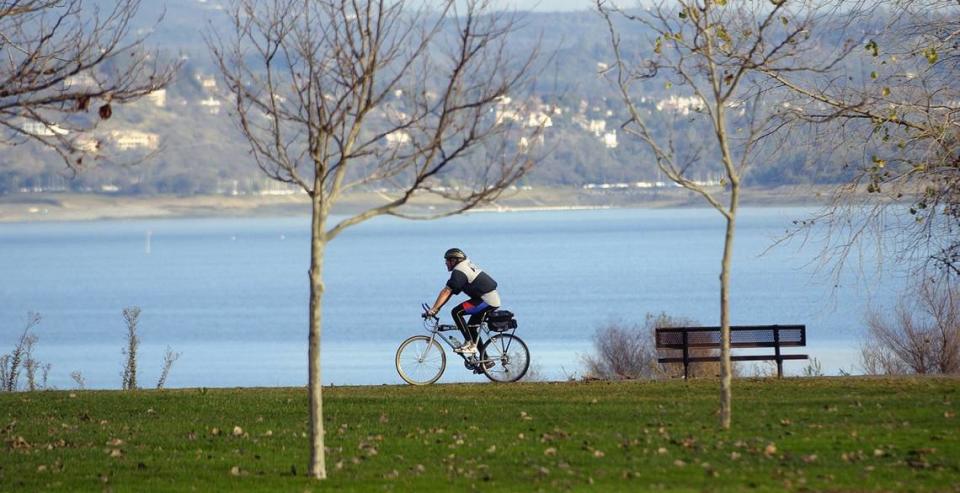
[
  {"x1": 396, "y1": 335, "x2": 446, "y2": 385},
  {"x1": 480, "y1": 333, "x2": 529, "y2": 383}
]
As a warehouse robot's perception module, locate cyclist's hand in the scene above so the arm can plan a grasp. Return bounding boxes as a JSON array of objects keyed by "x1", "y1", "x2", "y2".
[{"x1": 422, "y1": 309, "x2": 437, "y2": 319}]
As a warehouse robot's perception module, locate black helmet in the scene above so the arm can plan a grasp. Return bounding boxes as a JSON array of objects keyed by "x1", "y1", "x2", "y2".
[{"x1": 444, "y1": 248, "x2": 466, "y2": 261}]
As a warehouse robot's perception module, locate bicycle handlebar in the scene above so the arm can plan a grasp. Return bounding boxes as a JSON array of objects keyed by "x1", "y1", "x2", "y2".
[{"x1": 421, "y1": 303, "x2": 439, "y2": 321}]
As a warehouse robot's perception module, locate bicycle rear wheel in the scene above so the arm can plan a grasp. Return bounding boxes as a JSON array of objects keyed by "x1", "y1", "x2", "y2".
[
  {"x1": 480, "y1": 333, "x2": 529, "y2": 383},
  {"x1": 396, "y1": 335, "x2": 446, "y2": 385}
]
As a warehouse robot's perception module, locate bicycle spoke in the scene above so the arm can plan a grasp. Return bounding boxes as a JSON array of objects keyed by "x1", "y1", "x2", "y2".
[
  {"x1": 396, "y1": 336, "x2": 446, "y2": 385},
  {"x1": 481, "y1": 334, "x2": 529, "y2": 383}
]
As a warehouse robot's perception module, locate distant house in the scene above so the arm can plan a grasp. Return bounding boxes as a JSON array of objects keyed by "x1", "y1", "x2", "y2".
[
  {"x1": 525, "y1": 112, "x2": 553, "y2": 129},
  {"x1": 200, "y1": 97, "x2": 222, "y2": 115},
  {"x1": 22, "y1": 121, "x2": 68, "y2": 136},
  {"x1": 385, "y1": 131, "x2": 411, "y2": 146},
  {"x1": 602, "y1": 130, "x2": 618, "y2": 149},
  {"x1": 199, "y1": 76, "x2": 217, "y2": 90},
  {"x1": 495, "y1": 108, "x2": 521, "y2": 125},
  {"x1": 146, "y1": 89, "x2": 167, "y2": 108},
  {"x1": 64, "y1": 73, "x2": 97, "y2": 90},
  {"x1": 110, "y1": 130, "x2": 159, "y2": 150},
  {"x1": 518, "y1": 134, "x2": 545, "y2": 153},
  {"x1": 588, "y1": 119, "x2": 606, "y2": 136},
  {"x1": 656, "y1": 95, "x2": 704, "y2": 115},
  {"x1": 73, "y1": 135, "x2": 100, "y2": 153}
]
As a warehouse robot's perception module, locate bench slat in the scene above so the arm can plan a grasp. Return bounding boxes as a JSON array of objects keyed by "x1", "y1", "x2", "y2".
[
  {"x1": 658, "y1": 341, "x2": 806, "y2": 349},
  {"x1": 659, "y1": 354, "x2": 809, "y2": 364},
  {"x1": 656, "y1": 325, "x2": 806, "y2": 347},
  {"x1": 654, "y1": 325, "x2": 807, "y2": 378}
]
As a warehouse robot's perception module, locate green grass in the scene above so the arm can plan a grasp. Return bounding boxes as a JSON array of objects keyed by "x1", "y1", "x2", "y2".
[{"x1": 1, "y1": 377, "x2": 958, "y2": 492}]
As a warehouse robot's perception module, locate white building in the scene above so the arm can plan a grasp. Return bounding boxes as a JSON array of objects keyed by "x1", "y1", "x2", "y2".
[
  {"x1": 200, "y1": 97, "x2": 222, "y2": 115},
  {"x1": 64, "y1": 73, "x2": 97, "y2": 89},
  {"x1": 146, "y1": 89, "x2": 167, "y2": 108},
  {"x1": 110, "y1": 130, "x2": 159, "y2": 150},
  {"x1": 199, "y1": 76, "x2": 217, "y2": 90},
  {"x1": 525, "y1": 111, "x2": 553, "y2": 128},
  {"x1": 495, "y1": 108, "x2": 521, "y2": 125},
  {"x1": 656, "y1": 95, "x2": 704, "y2": 115},
  {"x1": 22, "y1": 121, "x2": 68, "y2": 136},
  {"x1": 74, "y1": 135, "x2": 100, "y2": 153},
  {"x1": 385, "y1": 131, "x2": 411, "y2": 146},
  {"x1": 588, "y1": 119, "x2": 606, "y2": 136},
  {"x1": 602, "y1": 130, "x2": 618, "y2": 149}
]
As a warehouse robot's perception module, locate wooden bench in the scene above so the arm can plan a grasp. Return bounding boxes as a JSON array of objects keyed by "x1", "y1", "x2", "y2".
[{"x1": 655, "y1": 325, "x2": 808, "y2": 379}]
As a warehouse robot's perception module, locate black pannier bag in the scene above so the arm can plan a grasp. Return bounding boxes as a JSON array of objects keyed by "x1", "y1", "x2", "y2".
[{"x1": 487, "y1": 310, "x2": 518, "y2": 332}]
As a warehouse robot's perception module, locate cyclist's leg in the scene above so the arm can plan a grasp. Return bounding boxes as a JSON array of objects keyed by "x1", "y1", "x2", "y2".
[
  {"x1": 467, "y1": 305, "x2": 497, "y2": 336},
  {"x1": 452, "y1": 299, "x2": 489, "y2": 345},
  {"x1": 450, "y1": 301, "x2": 473, "y2": 343}
]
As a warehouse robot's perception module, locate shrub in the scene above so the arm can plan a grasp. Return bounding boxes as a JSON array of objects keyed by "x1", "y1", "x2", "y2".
[
  {"x1": 1, "y1": 313, "x2": 46, "y2": 392},
  {"x1": 121, "y1": 307, "x2": 141, "y2": 390},
  {"x1": 860, "y1": 279, "x2": 960, "y2": 375},
  {"x1": 583, "y1": 312, "x2": 711, "y2": 380}
]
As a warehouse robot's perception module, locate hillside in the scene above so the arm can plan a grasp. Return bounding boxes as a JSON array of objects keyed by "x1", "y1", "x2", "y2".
[{"x1": 1, "y1": 1, "x2": 885, "y2": 196}]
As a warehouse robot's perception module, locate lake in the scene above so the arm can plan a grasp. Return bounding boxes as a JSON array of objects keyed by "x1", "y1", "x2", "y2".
[{"x1": 0, "y1": 206, "x2": 908, "y2": 389}]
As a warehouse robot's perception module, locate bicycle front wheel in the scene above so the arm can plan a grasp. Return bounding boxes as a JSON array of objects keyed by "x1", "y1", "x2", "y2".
[
  {"x1": 396, "y1": 335, "x2": 446, "y2": 385},
  {"x1": 480, "y1": 333, "x2": 529, "y2": 383}
]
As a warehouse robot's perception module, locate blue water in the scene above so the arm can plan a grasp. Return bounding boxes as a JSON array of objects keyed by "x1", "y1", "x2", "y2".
[{"x1": 0, "y1": 207, "x2": 908, "y2": 389}]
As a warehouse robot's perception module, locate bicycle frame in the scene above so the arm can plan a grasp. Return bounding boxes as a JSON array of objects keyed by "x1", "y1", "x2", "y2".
[{"x1": 420, "y1": 316, "x2": 491, "y2": 365}]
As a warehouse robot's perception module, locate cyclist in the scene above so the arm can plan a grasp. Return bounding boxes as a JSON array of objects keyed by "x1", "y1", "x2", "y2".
[{"x1": 424, "y1": 248, "x2": 500, "y2": 354}]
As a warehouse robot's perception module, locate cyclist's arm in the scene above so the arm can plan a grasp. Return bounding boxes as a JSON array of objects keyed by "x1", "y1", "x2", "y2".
[{"x1": 428, "y1": 287, "x2": 453, "y2": 316}]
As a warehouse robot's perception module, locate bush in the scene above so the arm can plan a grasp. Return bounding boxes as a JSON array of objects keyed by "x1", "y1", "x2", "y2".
[
  {"x1": 1, "y1": 313, "x2": 49, "y2": 392},
  {"x1": 583, "y1": 312, "x2": 709, "y2": 380},
  {"x1": 860, "y1": 279, "x2": 960, "y2": 375}
]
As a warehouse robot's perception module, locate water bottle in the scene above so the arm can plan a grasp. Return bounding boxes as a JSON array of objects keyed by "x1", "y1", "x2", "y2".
[{"x1": 446, "y1": 334, "x2": 462, "y2": 347}]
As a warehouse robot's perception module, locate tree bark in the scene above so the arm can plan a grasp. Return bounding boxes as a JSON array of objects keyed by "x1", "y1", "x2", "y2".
[
  {"x1": 308, "y1": 194, "x2": 327, "y2": 479},
  {"x1": 719, "y1": 183, "x2": 739, "y2": 430}
]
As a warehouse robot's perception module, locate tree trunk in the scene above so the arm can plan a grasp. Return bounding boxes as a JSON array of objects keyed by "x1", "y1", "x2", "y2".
[
  {"x1": 308, "y1": 196, "x2": 327, "y2": 479},
  {"x1": 719, "y1": 183, "x2": 739, "y2": 430}
]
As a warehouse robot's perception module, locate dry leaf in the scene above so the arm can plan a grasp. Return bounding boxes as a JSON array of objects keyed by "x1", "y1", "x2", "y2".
[{"x1": 544, "y1": 447, "x2": 557, "y2": 457}]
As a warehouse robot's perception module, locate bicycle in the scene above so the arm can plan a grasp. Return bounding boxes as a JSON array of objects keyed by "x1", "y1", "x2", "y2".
[{"x1": 395, "y1": 303, "x2": 530, "y2": 385}]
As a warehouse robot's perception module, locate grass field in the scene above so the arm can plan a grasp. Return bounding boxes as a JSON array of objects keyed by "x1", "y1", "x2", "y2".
[{"x1": 1, "y1": 377, "x2": 958, "y2": 492}]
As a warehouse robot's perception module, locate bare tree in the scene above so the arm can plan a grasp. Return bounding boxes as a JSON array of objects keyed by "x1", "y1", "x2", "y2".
[
  {"x1": 861, "y1": 278, "x2": 960, "y2": 375},
  {"x1": 762, "y1": 1, "x2": 960, "y2": 281},
  {"x1": 1, "y1": 312, "x2": 41, "y2": 392},
  {"x1": 156, "y1": 346, "x2": 180, "y2": 390},
  {"x1": 597, "y1": 0, "x2": 853, "y2": 428},
  {"x1": 583, "y1": 313, "x2": 714, "y2": 380},
  {"x1": 0, "y1": 0, "x2": 178, "y2": 170},
  {"x1": 210, "y1": 0, "x2": 541, "y2": 479},
  {"x1": 121, "y1": 306, "x2": 140, "y2": 390}
]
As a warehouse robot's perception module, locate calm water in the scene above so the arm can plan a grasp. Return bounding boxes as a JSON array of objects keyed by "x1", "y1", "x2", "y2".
[{"x1": 0, "y1": 207, "x2": 908, "y2": 389}]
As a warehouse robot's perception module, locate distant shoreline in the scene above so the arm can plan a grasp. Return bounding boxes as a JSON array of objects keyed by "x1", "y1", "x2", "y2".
[{"x1": 0, "y1": 186, "x2": 835, "y2": 224}]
